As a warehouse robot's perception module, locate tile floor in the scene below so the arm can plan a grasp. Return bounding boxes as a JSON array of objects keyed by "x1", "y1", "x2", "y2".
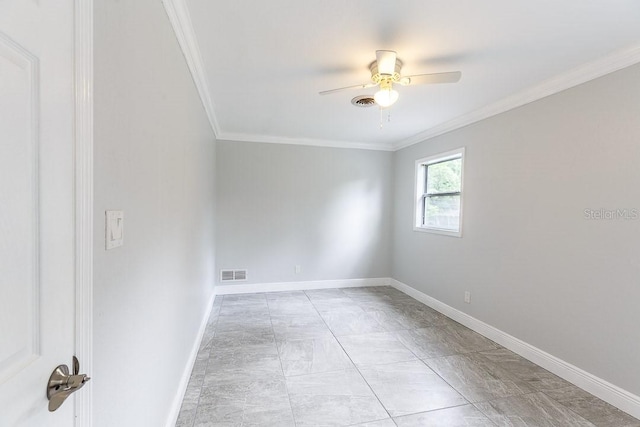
[{"x1": 175, "y1": 286, "x2": 640, "y2": 427}]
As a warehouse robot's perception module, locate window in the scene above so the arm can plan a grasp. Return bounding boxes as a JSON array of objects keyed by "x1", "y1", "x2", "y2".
[{"x1": 414, "y1": 148, "x2": 464, "y2": 236}]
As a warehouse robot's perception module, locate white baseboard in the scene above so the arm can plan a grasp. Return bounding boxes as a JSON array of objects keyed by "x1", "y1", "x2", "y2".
[
  {"x1": 214, "y1": 277, "x2": 389, "y2": 295},
  {"x1": 389, "y1": 278, "x2": 640, "y2": 420},
  {"x1": 165, "y1": 289, "x2": 217, "y2": 427},
  {"x1": 169, "y1": 278, "x2": 640, "y2": 421}
]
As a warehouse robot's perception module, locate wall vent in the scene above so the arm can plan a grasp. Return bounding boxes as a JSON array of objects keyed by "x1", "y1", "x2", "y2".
[{"x1": 220, "y1": 269, "x2": 248, "y2": 282}]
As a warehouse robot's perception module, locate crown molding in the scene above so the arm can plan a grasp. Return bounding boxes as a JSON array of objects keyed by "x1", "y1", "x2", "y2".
[
  {"x1": 219, "y1": 131, "x2": 396, "y2": 152},
  {"x1": 394, "y1": 43, "x2": 640, "y2": 151},
  {"x1": 161, "y1": 4, "x2": 640, "y2": 153},
  {"x1": 162, "y1": 0, "x2": 220, "y2": 137},
  {"x1": 161, "y1": 0, "x2": 393, "y2": 153}
]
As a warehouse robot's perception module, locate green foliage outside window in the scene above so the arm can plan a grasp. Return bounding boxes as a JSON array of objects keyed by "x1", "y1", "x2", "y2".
[
  {"x1": 426, "y1": 158, "x2": 461, "y2": 194},
  {"x1": 425, "y1": 158, "x2": 462, "y2": 227}
]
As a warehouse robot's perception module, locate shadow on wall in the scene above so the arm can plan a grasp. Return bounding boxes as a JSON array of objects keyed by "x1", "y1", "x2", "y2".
[
  {"x1": 248, "y1": 177, "x2": 387, "y2": 280},
  {"x1": 315, "y1": 178, "x2": 385, "y2": 277}
]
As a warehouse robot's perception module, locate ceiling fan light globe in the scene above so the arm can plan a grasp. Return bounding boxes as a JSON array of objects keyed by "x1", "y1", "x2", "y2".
[{"x1": 374, "y1": 88, "x2": 399, "y2": 108}]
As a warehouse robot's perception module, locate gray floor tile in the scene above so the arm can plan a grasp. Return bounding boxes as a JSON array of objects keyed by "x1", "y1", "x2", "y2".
[
  {"x1": 344, "y1": 292, "x2": 396, "y2": 305},
  {"x1": 381, "y1": 311, "x2": 434, "y2": 330},
  {"x1": 374, "y1": 286, "x2": 413, "y2": 298},
  {"x1": 222, "y1": 293, "x2": 267, "y2": 305},
  {"x1": 186, "y1": 365, "x2": 206, "y2": 390},
  {"x1": 395, "y1": 327, "x2": 470, "y2": 358},
  {"x1": 398, "y1": 305, "x2": 447, "y2": 324},
  {"x1": 203, "y1": 368, "x2": 285, "y2": 388},
  {"x1": 198, "y1": 324, "x2": 217, "y2": 350},
  {"x1": 360, "y1": 303, "x2": 449, "y2": 330},
  {"x1": 209, "y1": 308, "x2": 221, "y2": 321},
  {"x1": 350, "y1": 419, "x2": 396, "y2": 427},
  {"x1": 218, "y1": 302, "x2": 270, "y2": 317},
  {"x1": 205, "y1": 343, "x2": 283, "y2": 384},
  {"x1": 265, "y1": 290, "x2": 309, "y2": 301},
  {"x1": 177, "y1": 287, "x2": 636, "y2": 427},
  {"x1": 219, "y1": 294, "x2": 270, "y2": 317},
  {"x1": 278, "y1": 335, "x2": 353, "y2": 376},
  {"x1": 194, "y1": 376, "x2": 294, "y2": 427},
  {"x1": 351, "y1": 294, "x2": 397, "y2": 306},
  {"x1": 286, "y1": 369, "x2": 388, "y2": 426},
  {"x1": 271, "y1": 313, "x2": 332, "y2": 341},
  {"x1": 354, "y1": 299, "x2": 400, "y2": 312},
  {"x1": 367, "y1": 309, "x2": 415, "y2": 331},
  {"x1": 266, "y1": 291, "x2": 317, "y2": 315},
  {"x1": 177, "y1": 385, "x2": 202, "y2": 427},
  {"x1": 437, "y1": 322, "x2": 500, "y2": 354},
  {"x1": 340, "y1": 287, "x2": 387, "y2": 298},
  {"x1": 214, "y1": 313, "x2": 273, "y2": 335},
  {"x1": 394, "y1": 404, "x2": 495, "y2": 426},
  {"x1": 359, "y1": 359, "x2": 468, "y2": 417},
  {"x1": 312, "y1": 298, "x2": 363, "y2": 312},
  {"x1": 479, "y1": 348, "x2": 571, "y2": 392},
  {"x1": 211, "y1": 329, "x2": 275, "y2": 348},
  {"x1": 320, "y1": 309, "x2": 387, "y2": 336},
  {"x1": 474, "y1": 392, "x2": 596, "y2": 426},
  {"x1": 267, "y1": 299, "x2": 318, "y2": 315},
  {"x1": 304, "y1": 288, "x2": 349, "y2": 301},
  {"x1": 545, "y1": 385, "x2": 640, "y2": 427},
  {"x1": 175, "y1": 407, "x2": 196, "y2": 427},
  {"x1": 337, "y1": 332, "x2": 416, "y2": 366},
  {"x1": 424, "y1": 353, "x2": 533, "y2": 403}
]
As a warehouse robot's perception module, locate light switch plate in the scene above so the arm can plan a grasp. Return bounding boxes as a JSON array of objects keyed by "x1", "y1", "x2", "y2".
[{"x1": 105, "y1": 210, "x2": 124, "y2": 250}]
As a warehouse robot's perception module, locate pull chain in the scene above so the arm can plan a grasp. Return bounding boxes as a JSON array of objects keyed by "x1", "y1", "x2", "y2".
[{"x1": 379, "y1": 107, "x2": 392, "y2": 129}]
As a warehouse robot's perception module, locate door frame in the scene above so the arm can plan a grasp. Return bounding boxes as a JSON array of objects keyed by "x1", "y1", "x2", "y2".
[{"x1": 73, "y1": 0, "x2": 93, "y2": 425}]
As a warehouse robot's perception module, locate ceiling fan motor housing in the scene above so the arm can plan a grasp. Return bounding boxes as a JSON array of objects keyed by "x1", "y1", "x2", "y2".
[{"x1": 369, "y1": 58, "x2": 403, "y2": 85}]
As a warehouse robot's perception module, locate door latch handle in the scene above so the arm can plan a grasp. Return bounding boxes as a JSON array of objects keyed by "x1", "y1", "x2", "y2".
[{"x1": 47, "y1": 356, "x2": 90, "y2": 412}]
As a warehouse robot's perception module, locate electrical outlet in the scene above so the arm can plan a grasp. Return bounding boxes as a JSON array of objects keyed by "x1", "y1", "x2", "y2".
[
  {"x1": 464, "y1": 291, "x2": 471, "y2": 304},
  {"x1": 295, "y1": 265, "x2": 301, "y2": 274}
]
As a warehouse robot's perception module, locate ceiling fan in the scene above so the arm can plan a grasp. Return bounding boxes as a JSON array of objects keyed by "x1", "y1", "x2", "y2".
[{"x1": 319, "y1": 50, "x2": 461, "y2": 108}]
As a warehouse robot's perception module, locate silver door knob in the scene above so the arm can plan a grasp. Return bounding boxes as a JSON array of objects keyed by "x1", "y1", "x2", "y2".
[{"x1": 46, "y1": 356, "x2": 90, "y2": 411}]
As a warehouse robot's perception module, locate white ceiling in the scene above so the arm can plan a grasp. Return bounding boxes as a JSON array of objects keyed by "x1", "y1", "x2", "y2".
[{"x1": 179, "y1": 0, "x2": 640, "y2": 150}]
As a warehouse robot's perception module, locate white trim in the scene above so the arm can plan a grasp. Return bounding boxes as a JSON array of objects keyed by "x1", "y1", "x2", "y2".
[
  {"x1": 162, "y1": 0, "x2": 220, "y2": 137},
  {"x1": 215, "y1": 277, "x2": 389, "y2": 295},
  {"x1": 74, "y1": 0, "x2": 94, "y2": 425},
  {"x1": 389, "y1": 278, "x2": 640, "y2": 420},
  {"x1": 219, "y1": 132, "x2": 396, "y2": 152},
  {"x1": 165, "y1": 291, "x2": 217, "y2": 427},
  {"x1": 394, "y1": 43, "x2": 640, "y2": 150}
]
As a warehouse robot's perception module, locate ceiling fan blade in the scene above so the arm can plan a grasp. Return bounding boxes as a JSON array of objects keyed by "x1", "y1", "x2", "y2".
[
  {"x1": 319, "y1": 82, "x2": 377, "y2": 95},
  {"x1": 399, "y1": 71, "x2": 462, "y2": 86},
  {"x1": 376, "y1": 50, "x2": 397, "y2": 75}
]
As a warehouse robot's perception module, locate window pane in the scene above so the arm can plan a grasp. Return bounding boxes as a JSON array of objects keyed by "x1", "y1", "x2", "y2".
[
  {"x1": 424, "y1": 195, "x2": 460, "y2": 231},
  {"x1": 426, "y1": 158, "x2": 461, "y2": 194}
]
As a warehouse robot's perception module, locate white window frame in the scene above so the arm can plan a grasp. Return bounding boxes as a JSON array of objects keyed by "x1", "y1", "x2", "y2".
[{"x1": 413, "y1": 147, "x2": 465, "y2": 237}]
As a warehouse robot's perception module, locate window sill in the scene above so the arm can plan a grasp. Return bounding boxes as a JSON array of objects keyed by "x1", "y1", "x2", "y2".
[{"x1": 413, "y1": 226, "x2": 462, "y2": 238}]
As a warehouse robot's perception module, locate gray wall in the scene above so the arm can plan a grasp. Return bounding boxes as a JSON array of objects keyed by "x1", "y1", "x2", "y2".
[
  {"x1": 93, "y1": 1, "x2": 216, "y2": 425},
  {"x1": 392, "y1": 63, "x2": 640, "y2": 396},
  {"x1": 216, "y1": 140, "x2": 393, "y2": 285}
]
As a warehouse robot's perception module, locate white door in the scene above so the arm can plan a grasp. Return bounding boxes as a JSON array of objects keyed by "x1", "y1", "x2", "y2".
[{"x1": 0, "y1": 0, "x2": 80, "y2": 426}]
